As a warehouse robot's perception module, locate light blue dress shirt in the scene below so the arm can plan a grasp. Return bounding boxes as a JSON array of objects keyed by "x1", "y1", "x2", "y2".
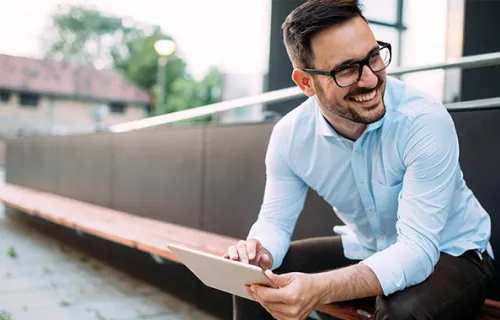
[{"x1": 247, "y1": 76, "x2": 493, "y2": 296}]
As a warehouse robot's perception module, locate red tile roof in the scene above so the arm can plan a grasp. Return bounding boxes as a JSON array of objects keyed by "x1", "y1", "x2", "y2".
[{"x1": 0, "y1": 54, "x2": 152, "y2": 104}]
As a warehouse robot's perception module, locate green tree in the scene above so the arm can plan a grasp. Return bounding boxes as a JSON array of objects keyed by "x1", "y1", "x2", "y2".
[{"x1": 42, "y1": 4, "x2": 221, "y2": 121}]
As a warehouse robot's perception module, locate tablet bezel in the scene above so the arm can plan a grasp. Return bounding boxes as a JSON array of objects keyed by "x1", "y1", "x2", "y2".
[{"x1": 167, "y1": 243, "x2": 277, "y2": 300}]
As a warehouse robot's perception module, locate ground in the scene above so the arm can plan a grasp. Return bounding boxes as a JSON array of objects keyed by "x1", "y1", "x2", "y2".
[{"x1": 0, "y1": 168, "x2": 220, "y2": 320}]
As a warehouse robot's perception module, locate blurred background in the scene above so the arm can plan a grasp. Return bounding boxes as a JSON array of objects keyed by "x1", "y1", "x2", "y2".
[
  {"x1": 0, "y1": 0, "x2": 484, "y2": 141},
  {"x1": 1, "y1": 1, "x2": 500, "y2": 319}
]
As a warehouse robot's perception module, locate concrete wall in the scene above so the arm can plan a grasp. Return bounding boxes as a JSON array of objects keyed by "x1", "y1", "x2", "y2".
[
  {"x1": 5, "y1": 123, "x2": 341, "y2": 240},
  {"x1": 0, "y1": 92, "x2": 147, "y2": 137}
]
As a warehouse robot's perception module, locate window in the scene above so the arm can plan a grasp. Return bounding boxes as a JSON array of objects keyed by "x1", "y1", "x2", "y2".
[
  {"x1": 360, "y1": 0, "x2": 399, "y2": 24},
  {"x1": 20, "y1": 93, "x2": 39, "y2": 107},
  {"x1": 0, "y1": 91, "x2": 10, "y2": 103},
  {"x1": 369, "y1": 24, "x2": 401, "y2": 68},
  {"x1": 109, "y1": 102, "x2": 126, "y2": 114}
]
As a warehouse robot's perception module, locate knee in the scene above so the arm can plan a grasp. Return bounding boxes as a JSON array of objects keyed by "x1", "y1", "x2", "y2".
[{"x1": 374, "y1": 296, "x2": 418, "y2": 320}]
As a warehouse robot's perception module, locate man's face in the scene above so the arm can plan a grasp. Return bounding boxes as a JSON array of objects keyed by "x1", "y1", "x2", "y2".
[{"x1": 309, "y1": 16, "x2": 387, "y2": 124}]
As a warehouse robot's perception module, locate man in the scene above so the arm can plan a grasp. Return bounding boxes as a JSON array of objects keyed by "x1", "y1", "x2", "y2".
[{"x1": 223, "y1": 0, "x2": 495, "y2": 319}]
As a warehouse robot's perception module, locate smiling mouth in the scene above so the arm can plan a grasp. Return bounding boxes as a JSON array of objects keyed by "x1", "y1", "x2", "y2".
[{"x1": 348, "y1": 88, "x2": 378, "y2": 106}]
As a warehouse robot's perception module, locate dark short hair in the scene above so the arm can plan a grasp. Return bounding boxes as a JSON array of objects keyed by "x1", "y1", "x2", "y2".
[{"x1": 282, "y1": 0, "x2": 366, "y2": 68}]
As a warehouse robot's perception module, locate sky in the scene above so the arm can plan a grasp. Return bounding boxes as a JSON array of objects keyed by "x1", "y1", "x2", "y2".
[{"x1": 0, "y1": 0, "x2": 272, "y2": 80}]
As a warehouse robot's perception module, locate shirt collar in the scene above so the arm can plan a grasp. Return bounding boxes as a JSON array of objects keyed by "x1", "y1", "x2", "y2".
[{"x1": 315, "y1": 102, "x2": 337, "y2": 137}]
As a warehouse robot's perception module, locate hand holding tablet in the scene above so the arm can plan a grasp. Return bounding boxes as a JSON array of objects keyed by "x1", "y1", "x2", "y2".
[{"x1": 167, "y1": 243, "x2": 277, "y2": 301}]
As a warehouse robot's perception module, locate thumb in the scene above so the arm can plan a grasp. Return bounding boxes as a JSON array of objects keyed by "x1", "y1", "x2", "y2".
[{"x1": 264, "y1": 270, "x2": 293, "y2": 288}]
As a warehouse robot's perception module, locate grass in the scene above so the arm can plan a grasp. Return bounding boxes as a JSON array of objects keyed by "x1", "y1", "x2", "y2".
[
  {"x1": 87, "y1": 308, "x2": 107, "y2": 320},
  {"x1": 58, "y1": 300, "x2": 72, "y2": 307},
  {"x1": 7, "y1": 246, "x2": 16, "y2": 259}
]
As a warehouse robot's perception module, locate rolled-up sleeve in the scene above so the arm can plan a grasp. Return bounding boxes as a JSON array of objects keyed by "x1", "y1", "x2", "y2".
[
  {"x1": 361, "y1": 107, "x2": 460, "y2": 295},
  {"x1": 247, "y1": 125, "x2": 308, "y2": 270}
]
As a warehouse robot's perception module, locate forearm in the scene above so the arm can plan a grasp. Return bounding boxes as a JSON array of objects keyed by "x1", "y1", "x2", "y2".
[{"x1": 314, "y1": 263, "x2": 383, "y2": 304}]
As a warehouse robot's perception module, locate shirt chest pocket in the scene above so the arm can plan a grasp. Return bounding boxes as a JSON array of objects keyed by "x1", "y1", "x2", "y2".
[{"x1": 372, "y1": 181, "x2": 403, "y2": 216}]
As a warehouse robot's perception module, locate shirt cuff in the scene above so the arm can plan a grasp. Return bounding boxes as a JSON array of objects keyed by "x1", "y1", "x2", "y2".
[
  {"x1": 247, "y1": 223, "x2": 287, "y2": 270},
  {"x1": 360, "y1": 249, "x2": 406, "y2": 296}
]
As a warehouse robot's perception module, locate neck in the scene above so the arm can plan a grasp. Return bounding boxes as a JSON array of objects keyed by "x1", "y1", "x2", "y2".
[{"x1": 322, "y1": 111, "x2": 366, "y2": 141}]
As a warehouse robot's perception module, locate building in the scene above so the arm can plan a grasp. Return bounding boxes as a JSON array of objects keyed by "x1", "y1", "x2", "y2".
[{"x1": 0, "y1": 54, "x2": 152, "y2": 137}]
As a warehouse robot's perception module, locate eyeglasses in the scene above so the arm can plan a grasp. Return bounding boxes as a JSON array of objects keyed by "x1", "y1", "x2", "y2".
[{"x1": 302, "y1": 41, "x2": 392, "y2": 88}]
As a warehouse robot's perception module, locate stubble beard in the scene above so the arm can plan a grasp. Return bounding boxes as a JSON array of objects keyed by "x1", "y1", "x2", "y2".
[{"x1": 315, "y1": 78, "x2": 386, "y2": 125}]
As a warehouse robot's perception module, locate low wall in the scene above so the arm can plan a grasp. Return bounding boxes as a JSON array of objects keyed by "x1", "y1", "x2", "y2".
[
  {"x1": 4, "y1": 108, "x2": 500, "y2": 316},
  {"x1": 5, "y1": 122, "x2": 342, "y2": 241}
]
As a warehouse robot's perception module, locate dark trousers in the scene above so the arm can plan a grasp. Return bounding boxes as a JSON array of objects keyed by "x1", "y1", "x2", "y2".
[{"x1": 233, "y1": 236, "x2": 495, "y2": 320}]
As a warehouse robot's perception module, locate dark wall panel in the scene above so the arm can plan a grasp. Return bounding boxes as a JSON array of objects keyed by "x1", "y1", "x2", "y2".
[
  {"x1": 202, "y1": 124, "x2": 272, "y2": 238},
  {"x1": 32, "y1": 136, "x2": 63, "y2": 194},
  {"x1": 202, "y1": 123, "x2": 344, "y2": 240},
  {"x1": 56, "y1": 133, "x2": 113, "y2": 208},
  {"x1": 5, "y1": 138, "x2": 28, "y2": 186},
  {"x1": 451, "y1": 109, "x2": 500, "y2": 300},
  {"x1": 110, "y1": 127, "x2": 203, "y2": 228},
  {"x1": 266, "y1": 0, "x2": 307, "y2": 117},
  {"x1": 461, "y1": 0, "x2": 500, "y2": 101},
  {"x1": 18, "y1": 137, "x2": 47, "y2": 191}
]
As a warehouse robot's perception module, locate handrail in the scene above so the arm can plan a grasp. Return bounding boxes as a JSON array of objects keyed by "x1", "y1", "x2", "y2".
[
  {"x1": 388, "y1": 51, "x2": 500, "y2": 76},
  {"x1": 446, "y1": 97, "x2": 500, "y2": 111},
  {"x1": 109, "y1": 51, "x2": 500, "y2": 133},
  {"x1": 109, "y1": 87, "x2": 302, "y2": 133}
]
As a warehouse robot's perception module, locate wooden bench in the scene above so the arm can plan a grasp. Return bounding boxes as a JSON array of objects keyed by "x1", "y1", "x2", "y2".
[{"x1": 0, "y1": 182, "x2": 498, "y2": 320}]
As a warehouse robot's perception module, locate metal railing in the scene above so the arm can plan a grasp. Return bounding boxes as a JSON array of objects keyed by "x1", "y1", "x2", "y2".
[{"x1": 108, "y1": 51, "x2": 500, "y2": 133}]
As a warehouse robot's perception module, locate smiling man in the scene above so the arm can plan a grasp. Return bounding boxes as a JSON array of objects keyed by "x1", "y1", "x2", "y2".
[{"x1": 223, "y1": 0, "x2": 495, "y2": 319}]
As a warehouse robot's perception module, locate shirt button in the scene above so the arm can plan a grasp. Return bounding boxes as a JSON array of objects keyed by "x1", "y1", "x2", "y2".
[
  {"x1": 368, "y1": 209, "x2": 374, "y2": 215},
  {"x1": 379, "y1": 235, "x2": 385, "y2": 240},
  {"x1": 360, "y1": 182, "x2": 366, "y2": 188},
  {"x1": 354, "y1": 151, "x2": 360, "y2": 156}
]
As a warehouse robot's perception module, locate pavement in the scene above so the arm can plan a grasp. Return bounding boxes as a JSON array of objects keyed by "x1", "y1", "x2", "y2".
[{"x1": 0, "y1": 168, "x2": 221, "y2": 320}]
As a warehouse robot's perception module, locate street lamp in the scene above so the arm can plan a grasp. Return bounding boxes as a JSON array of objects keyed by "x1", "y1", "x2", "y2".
[{"x1": 154, "y1": 39, "x2": 176, "y2": 115}]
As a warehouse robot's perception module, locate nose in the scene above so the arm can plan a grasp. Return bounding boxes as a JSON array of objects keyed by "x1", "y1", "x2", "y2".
[{"x1": 357, "y1": 64, "x2": 378, "y2": 88}]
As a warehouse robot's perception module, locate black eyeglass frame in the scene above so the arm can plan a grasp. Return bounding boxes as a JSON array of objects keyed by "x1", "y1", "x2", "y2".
[{"x1": 301, "y1": 40, "x2": 392, "y2": 88}]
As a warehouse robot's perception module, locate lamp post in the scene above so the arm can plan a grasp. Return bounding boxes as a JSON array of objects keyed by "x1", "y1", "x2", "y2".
[{"x1": 154, "y1": 39, "x2": 176, "y2": 115}]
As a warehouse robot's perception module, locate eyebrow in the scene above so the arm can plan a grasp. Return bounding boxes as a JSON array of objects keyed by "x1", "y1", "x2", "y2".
[{"x1": 331, "y1": 44, "x2": 380, "y2": 70}]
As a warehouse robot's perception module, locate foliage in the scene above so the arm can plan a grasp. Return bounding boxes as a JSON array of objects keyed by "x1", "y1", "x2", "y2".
[
  {"x1": 7, "y1": 246, "x2": 16, "y2": 259},
  {"x1": 0, "y1": 310, "x2": 12, "y2": 320},
  {"x1": 43, "y1": 5, "x2": 221, "y2": 120}
]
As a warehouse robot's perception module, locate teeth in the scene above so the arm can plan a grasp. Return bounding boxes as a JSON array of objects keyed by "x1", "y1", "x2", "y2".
[{"x1": 352, "y1": 90, "x2": 376, "y2": 102}]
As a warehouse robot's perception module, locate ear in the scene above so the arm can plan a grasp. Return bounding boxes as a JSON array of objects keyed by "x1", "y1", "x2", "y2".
[{"x1": 292, "y1": 69, "x2": 315, "y2": 97}]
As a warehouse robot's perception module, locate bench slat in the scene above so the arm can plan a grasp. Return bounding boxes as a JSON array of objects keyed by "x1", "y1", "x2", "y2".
[{"x1": 0, "y1": 183, "x2": 238, "y2": 258}]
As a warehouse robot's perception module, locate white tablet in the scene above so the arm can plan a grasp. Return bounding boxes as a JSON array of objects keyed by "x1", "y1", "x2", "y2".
[{"x1": 167, "y1": 243, "x2": 277, "y2": 301}]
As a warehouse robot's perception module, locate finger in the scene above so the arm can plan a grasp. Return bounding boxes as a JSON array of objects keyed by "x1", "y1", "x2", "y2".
[
  {"x1": 265, "y1": 270, "x2": 293, "y2": 288},
  {"x1": 246, "y1": 238, "x2": 258, "y2": 260},
  {"x1": 228, "y1": 245, "x2": 239, "y2": 260},
  {"x1": 250, "y1": 285, "x2": 287, "y2": 303},
  {"x1": 236, "y1": 240, "x2": 249, "y2": 264},
  {"x1": 222, "y1": 252, "x2": 229, "y2": 259},
  {"x1": 245, "y1": 285, "x2": 254, "y2": 299},
  {"x1": 259, "y1": 253, "x2": 273, "y2": 270}
]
